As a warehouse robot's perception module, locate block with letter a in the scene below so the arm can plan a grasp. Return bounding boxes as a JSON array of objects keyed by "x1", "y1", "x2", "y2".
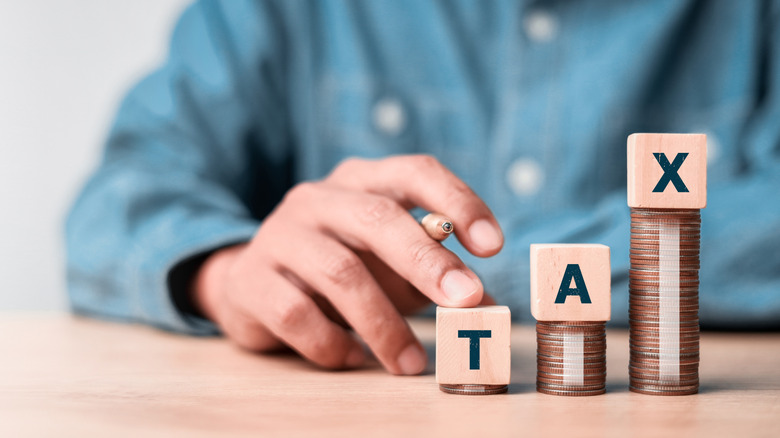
[
  {"x1": 530, "y1": 244, "x2": 611, "y2": 321},
  {"x1": 530, "y1": 243, "x2": 611, "y2": 396},
  {"x1": 627, "y1": 133, "x2": 707, "y2": 209},
  {"x1": 435, "y1": 305, "x2": 510, "y2": 395}
]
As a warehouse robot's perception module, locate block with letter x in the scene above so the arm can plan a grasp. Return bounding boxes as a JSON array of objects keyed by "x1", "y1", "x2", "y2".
[
  {"x1": 627, "y1": 133, "x2": 707, "y2": 209},
  {"x1": 436, "y1": 306, "x2": 511, "y2": 387},
  {"x1": 530, "y1": 244, "x2": 611, "y2": 321}
]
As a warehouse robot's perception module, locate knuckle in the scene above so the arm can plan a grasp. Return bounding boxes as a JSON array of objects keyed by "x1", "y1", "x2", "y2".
[
  {"x1": 227, "y1": 319, "x2": 277, "y2": 352},
  {"x1": 284, "y1": 181, "x2": 317, "y2": 205},
  {"x1": 322, "y1": 251, "x2": 366, "y2": 288},
  {"x1": 365, "y1": 312, "x2": 400, "y2": 344},
  {"x1": 443, "y1": 180, "x2": 477, "y2": 207},
  {"x1": 356, "y1": 196, "x2": 403, "y2": 227},
  {"x1": 273, "y1": 297, "x2": 311, "y2": 329},
  {"x1": 411, "y1": 154, "x2": 442, "y2": 174},
  {"x1": 307, "y1": 337, "x2": 347, "y2": 369},
  {"x1": 337, "y1": 157, "x2": 366, "y2": 174},
  {"x1": 328, "y1": 157, "x2": 367, "y2": 184},
  {"x1": 407, "y1": 240, "x2": 447, "y2": 277}
]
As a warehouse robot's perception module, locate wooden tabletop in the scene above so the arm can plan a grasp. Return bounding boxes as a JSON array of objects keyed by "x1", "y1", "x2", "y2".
[{"x1": 1, "y1": 313, "x2": 778, "y2": 437}]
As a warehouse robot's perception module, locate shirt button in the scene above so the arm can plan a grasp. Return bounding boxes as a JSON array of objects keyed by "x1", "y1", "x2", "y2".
[
  {"x1": 373, "y1": 97, "x2": 406, "y2": 136},
  {"x1": 704, "y1": 131, "x2": 720, "y2": 165},
  {"x1": 524, "y1": 10, "x2": 558, "y2": 43},
  {"x1": 507, "y1": 158, "x2": 544, "y2": 197}
]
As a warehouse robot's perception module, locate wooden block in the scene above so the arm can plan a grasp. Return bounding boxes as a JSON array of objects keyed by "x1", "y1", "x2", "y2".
[
  {"x1": 530, "y1": 244, "x2": 611, "y2": 321},
  {"x1": 435, "y1": 306, "x2": 511, "y2": 386},
  {"x1": 627, "y1": 133, "x2": 707, "y2": 209}
]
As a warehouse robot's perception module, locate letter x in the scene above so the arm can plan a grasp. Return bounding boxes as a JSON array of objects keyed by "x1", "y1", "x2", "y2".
[{"x1": 652, "y1": 152, "x2": 689, "y2": 193}]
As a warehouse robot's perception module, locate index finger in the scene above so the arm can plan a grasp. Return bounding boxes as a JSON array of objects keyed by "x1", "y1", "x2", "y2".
[{"x1": 327, "y1": 155, "x2": 504, "y2": 257}]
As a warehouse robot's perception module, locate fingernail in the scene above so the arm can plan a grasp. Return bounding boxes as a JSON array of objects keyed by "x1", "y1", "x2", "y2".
[
  {"x1": 468, "y1": 219, "x2": 503, "y2": 252},
  {"x1": 441, "y1": 270, "x2": 480, "y2": 303},
  {"x1": 397, "y1": 343, "x2": 427, "y2": 375},
  {"x1": 345, "y1": 345, "x2": 365, "y2": 368}
]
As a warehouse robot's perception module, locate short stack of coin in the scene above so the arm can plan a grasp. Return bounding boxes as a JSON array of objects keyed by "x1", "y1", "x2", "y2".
[
  {"x1": 629, "y1": 208, "x2": 700, "y2": 395},
  {"x1": 536, "y1": 321, "x2": 607, "y2": 396}
]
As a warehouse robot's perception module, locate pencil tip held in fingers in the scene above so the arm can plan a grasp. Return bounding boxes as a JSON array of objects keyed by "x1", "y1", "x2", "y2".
[{"x1": 421, "y1": 213, "x2": 454, "y2": 241}]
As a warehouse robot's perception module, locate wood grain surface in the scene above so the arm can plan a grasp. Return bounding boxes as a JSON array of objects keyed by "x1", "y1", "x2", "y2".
[{"x1": 1, "y1": 313, "x2": 778, "y2": 437}]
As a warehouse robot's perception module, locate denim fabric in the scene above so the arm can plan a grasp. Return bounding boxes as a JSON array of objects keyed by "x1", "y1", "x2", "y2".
[{"x1": 66, "y1": 0, "x2": 780, "y2": 333}]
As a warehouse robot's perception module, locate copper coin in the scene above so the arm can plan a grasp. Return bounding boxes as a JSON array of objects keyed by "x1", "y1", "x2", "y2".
[
  {"x1": 438, "y1": 384, "x2": 508, "y2": 395},
  {"x1": 630, "y1": 339, "x2": 700, "y2": 348},
  {"x1": 630, "y1": 338, "x2": 700, "y2": 346},
  {"x1": 537, "y1": 387, "x2": 606, "y2": 396},
  {"x1": 629, "y1": 363, "x2": 699, "y2": 373},
  {"x1": 537, "y1": 354, "x2": 607, "y2": 364},
  {"x1": 537, "y1": 358, "x2": 606, "y2": 366},
  {"x1": 536, "y1": 332, "x2": 605, "y2": 340},
  {"x1": 629, "y1": 234, "x2": 701, "y2": 241},
  {"x1": 628, "y1": 313, "x2": 699, "y2": 321},
  {"x1": 536, "y1": 375, "x2": 606, "y2": 385},
  {"x1": 537, "y1": 347, "x2": 607, "y2": 355},
  {"x1": 537, "y1": 381, "x2": 607, "y2": 392},
  {"x1": 629, "y1": 293, "x2": 700, "y2": 299},
  {"x1": 630, "y1": 335, "x2": 700, "y2": 342},
  {"x1": 629, "y1": 246, "x2": 701, "y2": 253},
  {"x1": 536, "y1": 322, "x2": 606, "y2": 329},
  {"x1": 537, "y1": 321, "x2": 607, "y2": 326},
  {"x1": 630, "y1": 322, "x2": 700, "y2": 329},
  {"x1": 537, "y1": 346, "x2": 606, "y2": 354},
  {"x1": 537, "y1": 337, "x2": 607, "y2": 344},
  {"x1": 630, "y1": 370, "x2": 699, "y2": 378},
  {"x1": 628, "y1": 279, "x2": 700, "y2": 286},
  {"x1": 630, "y1": 208, "x2": 701, "y2": 216},
  {"x1": 629, "y1": 254, "x2": 700, "y2": 261},
  {"x1": 629, "y1": 248, "x2": 700, "y2": 255},
  {"x1": 630, "y1": 339, "x2": 700, "y2": 347},
  {"x1": 630, "y1": 347, "x2": 700, "y2": 356},
  {"x1": 630, "y1": 227, "x2": 701, "y2": 233},
  {"x1": 629, "y1": 294, "x2": 699, "y2": 300},
  {"x1": 629, "y1": 375, "x2": 700, "y2": 385},
  {"x1": 537, "y1": 366, "x2": 607, "y2": 376},
  {"x1": 629, "y1": 386, "x2": 698, "y2": 396},
  {"x1": 629, "y1": 269, "x2": 700, "y2": 278},
  {"x1": 629, "y1": 305, "x2": 699, "y2": 313}
]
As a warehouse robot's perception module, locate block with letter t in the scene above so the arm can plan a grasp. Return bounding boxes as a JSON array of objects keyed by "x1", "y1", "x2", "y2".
[
  {"x1": 435, "y1": 306, "x2": 511, "y2": 394},
  {"x1": 530, "y1": 244, "x2": 611, "y2": 321}
]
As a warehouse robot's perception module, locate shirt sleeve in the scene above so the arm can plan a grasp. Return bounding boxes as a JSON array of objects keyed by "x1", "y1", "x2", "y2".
[{"x1": 64, "y1": 0, "x2": 292, "y2": 334}]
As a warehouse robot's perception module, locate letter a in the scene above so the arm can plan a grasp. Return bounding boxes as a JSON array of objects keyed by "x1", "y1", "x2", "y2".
[{"x1": 554, "y1": 264, "x2": 592, "y2": 304}]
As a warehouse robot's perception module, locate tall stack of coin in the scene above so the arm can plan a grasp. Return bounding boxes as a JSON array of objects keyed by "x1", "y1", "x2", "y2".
[
  {"x1": 626, "y1": 133, "x2": 707, "y2": 396},
  {"x1": 530, "y1": 244, "x2": 611, "y2": 397},
  {"x1": 536, "y1": 321, "x2": 606, "y2": 396},
  {"x1": 629, "y1": 209, "x2": 700, "y2": 394}
]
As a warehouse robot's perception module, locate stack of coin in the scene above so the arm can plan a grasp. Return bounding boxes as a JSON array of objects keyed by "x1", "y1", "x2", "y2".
[
  {"x1": 536, "y1": 321, "x2": 607, "y2": 396},
  {"x1": 629, "y1": 208, "x2": 700, "y2": 395}
]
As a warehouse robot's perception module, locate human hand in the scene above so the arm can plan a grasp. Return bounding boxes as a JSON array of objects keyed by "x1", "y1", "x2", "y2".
[{"x1": 191, "y1": 155, "x2": 503, "y2": 375}]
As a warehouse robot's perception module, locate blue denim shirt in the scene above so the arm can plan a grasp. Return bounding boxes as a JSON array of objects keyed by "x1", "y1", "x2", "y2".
[{"x1": 66, "y1": 0, "x2": 780, "y2": 333}]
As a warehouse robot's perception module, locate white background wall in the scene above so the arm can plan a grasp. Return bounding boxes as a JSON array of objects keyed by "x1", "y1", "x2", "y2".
[{"x1": 0, "y1": 0, "x2": 191, "y2": 310}]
